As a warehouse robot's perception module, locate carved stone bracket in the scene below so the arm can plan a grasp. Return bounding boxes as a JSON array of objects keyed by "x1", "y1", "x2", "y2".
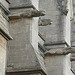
[
  {"x1": 57, "y1": 0, "x2": 68, "y2": 15},
  {"x1": 9, "y1": 9, "x2": 45, "y2": 20},
  {"x1": 39, "y1": 19, "x2": 52, "y2": 26},
  {"x1": 44, "y1": 47, "x2": 75, "y2": 55}
]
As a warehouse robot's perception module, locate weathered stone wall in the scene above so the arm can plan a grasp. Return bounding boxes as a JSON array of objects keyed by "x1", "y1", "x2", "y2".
[
  {"x1": 71, "y1": 0, "x2": 75, "y2": 73},
  {"x1": 8, "y1": 0, "x2": 32, "y2": 8},
  {"x1": 5, "y1": 0, "x2": 75, "y2": 75},
  {"x1": 39, "y1": 0, "x2": 65, "y2": 42},
  {"x1": 45, "y1": 54, "x2": 74, "y2": 75},
  {"x1": 0, "y1": 35, "x2": 7, "y2": 75},
  {"x1": 65, "y1": 0, "x2": 71, "y2": 46},
  {"x1": 71, "y1": 0, "x2": 75, "y2": 46},
  {"x1": 7, "y1": 17, "x2": 40, "y2": 71},
  {"x1": 39, "y1": 0, "x2": 71, "y2": 46}
]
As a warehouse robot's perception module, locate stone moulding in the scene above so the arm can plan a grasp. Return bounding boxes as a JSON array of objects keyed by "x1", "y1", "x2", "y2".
[
  {"x1": 44, "y1": 47, "x2": 75, "y2": 55},
  {"x1": 6, "y1": 69, "x2": 47, "y2": 75},
  {"x1": 9, "y1": 9, "x2": 45, "y2": 20},
  {"x1": 0, "y1": 27, "x2": 12, "y2": 40},
  {"x1": 9, "y1": 4, "x2": 34, "y2": 9},
  {"x1": 6, "y1": 0, "x2": 10, "y2": 4},
  {"x1": 71, "y1": 53, "x2": 75, "y2": 61},
  {"x1": 38, "y1": 33, "x2": 45, "y2": 41},
  {"x1": 71, "y1": 69, "x2": 75, "y2": 74},
  {"x1": 44, "y1": 41, "x2": 69, "y2": 46},
  {"x1": 38, "y1": 43, "x2": 46, "y2": 52},
  {"x1": 0, "y1": 2, "x2": 9, "y2": 14}
]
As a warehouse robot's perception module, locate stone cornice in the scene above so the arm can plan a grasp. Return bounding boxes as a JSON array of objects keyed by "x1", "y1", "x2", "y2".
[{"x1": 44, "y1": 47, "x2": 75, "y2": 55}]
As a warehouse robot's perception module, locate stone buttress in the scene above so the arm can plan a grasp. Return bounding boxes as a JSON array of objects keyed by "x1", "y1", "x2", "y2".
[
  {"x1": 6, "y1": 0, "x2": 47, "y2": 75},
  {"x1": 39, "y1": 0, "x2": 74, "y2": 75}
]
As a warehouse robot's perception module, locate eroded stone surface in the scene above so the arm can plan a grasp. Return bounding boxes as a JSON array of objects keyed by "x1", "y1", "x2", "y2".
[{"x1": 0, "y1": 34, "x2": 7, "y2": 75}]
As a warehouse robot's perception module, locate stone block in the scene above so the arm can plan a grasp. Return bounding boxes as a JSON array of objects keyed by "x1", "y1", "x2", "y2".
[{"x1": 7, "y1": 17, "x2": 47, "y2": 75}]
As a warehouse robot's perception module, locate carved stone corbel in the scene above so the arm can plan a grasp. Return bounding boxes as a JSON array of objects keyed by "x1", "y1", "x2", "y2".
[
  {"x1": 39, "y1": 19, "x2": 52, "y2": 26},
  {"x1": 9, "y1": 9, "x2": 45, "y2": 20}
]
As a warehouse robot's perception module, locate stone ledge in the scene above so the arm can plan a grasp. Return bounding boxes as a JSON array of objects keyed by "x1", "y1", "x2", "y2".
[
  {"x1": 0, "y1": 27, "x2": 12, "y2": 40},
  {"x1": 44, "y1": 41, "x2": 68, "y2": 46},
  {"x1": 38, "y1": 43, "x2": 46, "y2": 52},
  {"x1": 6, "y1": 0, "x2": 10, "y2": 4},
  {"x1": 6, "y1": 69, "x2": 47, "y2": 75},
  {"x1": 44, "y1": 47, "x2": 75, "y2": 55},
  {"x1": 9, "y1": 9, "x2": 45, "y2": 20},
  {"x1": 44, "y1": 41, "x2": 69, "y2": 49},
  {"x1": 71, "y1": 69, "x2": 75, "y2": 74},
  {"x1": 38, "y1": 33, "x2": 45, "y2": 41}
]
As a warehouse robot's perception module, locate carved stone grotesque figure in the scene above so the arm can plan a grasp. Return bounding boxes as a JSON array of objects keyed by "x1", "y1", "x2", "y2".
[{"x1": 57, "y1": 0, "x2": 68, "y2": 15}]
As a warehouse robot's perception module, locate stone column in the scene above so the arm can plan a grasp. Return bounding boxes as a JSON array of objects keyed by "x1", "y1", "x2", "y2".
[{"x1": 0, "y1": 0, "x2": 12, "y2": 75}]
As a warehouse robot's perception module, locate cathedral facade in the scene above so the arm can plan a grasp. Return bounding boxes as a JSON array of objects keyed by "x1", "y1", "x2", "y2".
[{"x1": 0, "y1": 0, "x2": 75, "y2": 75}]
